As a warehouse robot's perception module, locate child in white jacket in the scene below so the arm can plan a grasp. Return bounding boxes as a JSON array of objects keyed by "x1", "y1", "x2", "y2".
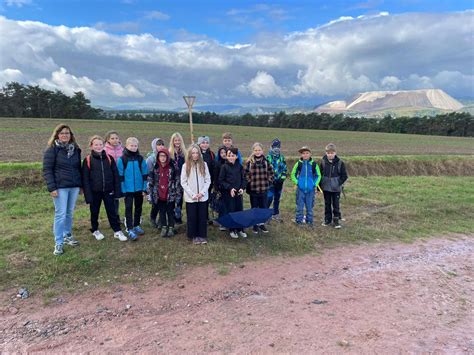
[{"x1": 181, "y1": 144, "x2": 211, "y2": 245}]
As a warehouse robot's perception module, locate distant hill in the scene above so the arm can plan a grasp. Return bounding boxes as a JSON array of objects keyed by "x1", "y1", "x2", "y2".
[{"x1": 315, "y1": 89, "x2": 464, "y2": 116}]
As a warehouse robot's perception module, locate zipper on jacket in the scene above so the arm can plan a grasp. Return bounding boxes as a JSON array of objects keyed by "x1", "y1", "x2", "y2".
[
  {"x1": 195, "y1": 164, "x2": 200, "y2": 194},
  {"x1": 100, "y1": 155, "x2": 105, "y2": 192},
  {"x1": 304, "y1": 161, "x2": 308, "y2": 191}
]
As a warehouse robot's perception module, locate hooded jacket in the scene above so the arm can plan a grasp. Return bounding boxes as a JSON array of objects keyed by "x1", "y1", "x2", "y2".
[
  {"x1": 147, "y1": 147, "x2": 181, "y2": 203},
  {"x1": 291, "y1": 158, "x2": 321, "y2": 193},
  {"x1": 82, "y1": 150, "x2": 120, "y2": 203},
  {"x1": 146, "y1": 138, "x2": 164, "y2": 173},
  {"x1": 319, "y1": 155, "x2": 348, "y2": 192},
  {"x1": 117, "y1": 148, "x2": 148, "y2": 193},
  {"x1": 43, "y1": 143, "x2": 82, "y2": 192}
]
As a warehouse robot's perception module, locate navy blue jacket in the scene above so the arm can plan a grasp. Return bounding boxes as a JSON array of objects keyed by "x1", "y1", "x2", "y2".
[
  {"x1": 82, "y1": 150, "x2": 121, "y2": 203},
  {"x1": 43, "y1": 145, "x2": 82, "y2": 192}
]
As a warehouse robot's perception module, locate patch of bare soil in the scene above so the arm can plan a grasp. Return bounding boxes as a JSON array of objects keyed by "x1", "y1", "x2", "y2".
[{"x1": 1, "y1": 236, "x2": 473, "y2": 353}]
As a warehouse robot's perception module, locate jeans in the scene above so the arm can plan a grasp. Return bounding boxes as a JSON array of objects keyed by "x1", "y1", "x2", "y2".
[
  {"x1": 295, "y1": 188, "x2": 315, "y2": 224},
  {"x1": 53, "y1": 187, "x2": 80, "y2": 246},
  {"x1": 250, "y1": 192, "x2": 268, "y2": 228},
  {"x1": 267, "y1": 181, "x2": 283, "y2": 215}
]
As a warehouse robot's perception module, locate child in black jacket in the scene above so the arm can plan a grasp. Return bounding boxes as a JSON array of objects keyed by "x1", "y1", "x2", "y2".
[
  {"x1": 218, "y1": 147, "x2": 247, "y2": 239},
  {"x1": 319, "y1": 143, "x2": 348, "y2": 229},
  {"x1": 82, "y1": 135, "x2": 127, "y2": 241}
]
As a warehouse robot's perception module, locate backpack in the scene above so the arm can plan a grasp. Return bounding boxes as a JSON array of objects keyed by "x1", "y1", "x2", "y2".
[
  {"x1": 121, "y1": 153, "x2": 144, "y2": 174},
  {"x1": 295, "y1": 159, "x2": 318, "y2": 177},
  {"x1": 85, "y1": 154, "x2": 112, "y2": 170}
]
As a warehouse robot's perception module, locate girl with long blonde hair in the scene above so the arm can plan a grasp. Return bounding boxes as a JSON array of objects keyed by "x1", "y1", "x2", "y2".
[
  {"x1": 180, "y1": 144, "x2": 211, "y2": 244},
  {"x1": 169, "y1": 132, "x2": 186, "y2": 224}
]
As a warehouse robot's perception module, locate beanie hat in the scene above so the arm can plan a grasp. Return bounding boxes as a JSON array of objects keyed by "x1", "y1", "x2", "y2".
[
  {"x1": 198, "y1": 136, "x2": 210, "y2": 145},
  {"x1": 271, "y1": 138, "x2": 281, "y2": 149},
  {"x1": 325, "y1": 143, "x2": 336, "y2": 152}
]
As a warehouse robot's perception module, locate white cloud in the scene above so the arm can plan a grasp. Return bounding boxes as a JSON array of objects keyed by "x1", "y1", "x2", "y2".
[
  {"x1": 143, "y1": 11, "x2": 170, "y2": 21},
  {"x1": 0, "y1": 11, "x2": 473, "y2": 107},
  {"x1": 36, "y1": 67, "x2": 144, "y2": 98},
  {"x1": 0, "y1": 68, "x2": 23, "y2": 83},
  {"x1": 4, "y1": 0, "x2": 31, "y2": 7},
  {"x1": 240, "y1": 71, "x2": 285, "y2": 98}
]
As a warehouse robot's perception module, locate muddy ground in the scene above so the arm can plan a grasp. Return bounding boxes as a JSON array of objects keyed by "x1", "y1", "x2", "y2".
[{"x1": 1, "y1": 236, "x2": 473, "y2": 353}]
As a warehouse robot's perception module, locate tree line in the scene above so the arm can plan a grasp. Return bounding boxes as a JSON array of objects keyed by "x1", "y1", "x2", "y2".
[
  {"x1": 0, "y1": 82, "x2": 103, "y2": 119},
  {"x1": 1, "y1": 82, "x2": 472, "y2": 137}
]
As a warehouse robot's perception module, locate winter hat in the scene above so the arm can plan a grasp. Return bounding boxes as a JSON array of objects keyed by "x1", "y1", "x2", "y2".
[
  {"x1": 197, "y1": 136, "x2": 210, "y2": 145},
  {"x1": 271, "y1": 138, "x2": 281, "y2": 149},
  {"x1": 325, "y1": 143, "x2": 336, "y2": 152}
]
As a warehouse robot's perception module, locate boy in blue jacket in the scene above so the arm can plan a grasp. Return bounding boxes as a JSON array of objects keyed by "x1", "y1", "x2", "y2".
[
  {"x1": 117, "y1": 137, "x2": 148, "y2": 240},
  {"x1": 266, "y1": 138, "x2": 287, "y2": 221},
  {"x1": 291, "y1": 146, "x2": 321, "y2": 227}
]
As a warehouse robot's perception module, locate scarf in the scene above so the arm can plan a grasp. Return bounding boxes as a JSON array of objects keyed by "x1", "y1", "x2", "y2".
[{"x1": 55, "y1": 140, "x2": 75, "y2": 158}]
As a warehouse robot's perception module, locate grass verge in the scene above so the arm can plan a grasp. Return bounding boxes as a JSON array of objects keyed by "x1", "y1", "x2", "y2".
[{"x1": 1, "y1": 170, "x2": 473, "y2": 299}]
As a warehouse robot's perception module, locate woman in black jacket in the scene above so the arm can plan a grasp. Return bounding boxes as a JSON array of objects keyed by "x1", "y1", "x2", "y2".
[
  {"x1": 82, "y1": 135, "x2": 127, "y2": 242},
  {"x1": 42, "y1": 124, "x2": 82, "y2": 256}
]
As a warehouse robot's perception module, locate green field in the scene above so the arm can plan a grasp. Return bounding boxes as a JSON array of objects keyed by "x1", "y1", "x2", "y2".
[
  {"x1": 0, "y1": 117, "x2": 473, "y2": 162},
  {"x1": 0, "y1": 117, "x2": 473, "y2": 300}
]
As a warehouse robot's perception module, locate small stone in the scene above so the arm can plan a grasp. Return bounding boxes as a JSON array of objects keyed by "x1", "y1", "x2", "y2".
[
  {"x1": 178, "y1": 284, "x2": 185, "y2": 289},
  {"x1": 126, "y1": 304, "x2": 132, "y2": 310},
  {"x1": 84, "y1": 282, "x2": 88, "y2": 286},
  {"x1": 202, "y1": 320, "x2": 209, "y2": 324},
  {"x1": 239, "y1": 264, "x2": 245, "y2": 268}
]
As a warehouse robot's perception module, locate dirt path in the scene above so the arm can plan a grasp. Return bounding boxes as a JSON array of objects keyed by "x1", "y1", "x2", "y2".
[{"x1": 1, "y1": 236, "x2": 473, "y2": 353}]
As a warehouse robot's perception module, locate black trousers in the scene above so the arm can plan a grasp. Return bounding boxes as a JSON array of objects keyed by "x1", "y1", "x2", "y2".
[
  {"x1": 323, "y1": 191, "x2": 341, "y2": 223},
  {"x1": 124, "y1": 192, "x2": 144, "y2": 230},
  {"x1": 90, "y1": 191, "x2": 121, "y2": 232},
  {"x1": 150, "y1": 202, "x2": 161, "y2": 224},
  {"x1": 156, "y1": 200, "x2": 175, "y2": 228},
  {"x1": 114, "y1": 198, "x2": 121, "y2": 219},
  {"x1": 186, "y1": 201, "x2": 208, "y2": 240},
  {"x1": 222, "y1": 192, "x2": 244, "y2": 232},
  {"x1": 250, "y1": 193, "x2": 267, "y2": 208}
]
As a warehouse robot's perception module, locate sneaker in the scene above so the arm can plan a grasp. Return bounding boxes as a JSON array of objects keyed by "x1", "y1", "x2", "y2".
[
  {"x1": 192, "y1": 238, "x2": 200, "y2": 245},
  {"x1": 334, "y1": 218, "x2": 341, "y2": 229},
  {"x1": 167, "y1": 227, "x2": 175, "y2": 238},
  {"x1": 160, "y1": 227, "x2": 168, "y2": 238},
  {"x1": 229, "y1": 231, "x2": 239, "y2": 239},
  {"x1": 272, "y1": 214, "x2": 282, "y2": 222},
  {"x1": 258, "y1": 224, "x2": 269, "y2": 233},
  {"x1": 252, "y1": 226, "x2": 259, "y2": 234},
  {"x1": 321, "y1": 221, "x2": 331, "y2": 226},
  {"x1": 92, "y1": 230, "x2": 105, "y2": 241},
  {"x1": 53, "y1": 244, "x2": 64, "y2": 256},
  {"x1": 64, "y1": 233, "x2": 80, "y2": 246},
  {"x1": 133, "y1": 226, "x2": 145, "y2": 235},
  {"x1": 199, "y1": 237, "x2": 208, "y2": 244},
  {"x1": 238, "y1": 231, "x2": 247, "y2": 238},
  {"x1": 114, "y1": 230, "x2": 128, "y2": 241},
  {"x1": 219, "y1": 226, "x2": 227, "y2": 231},
  {"x1": 127, "y1": 229, "x2": 138, "y2": 241}
]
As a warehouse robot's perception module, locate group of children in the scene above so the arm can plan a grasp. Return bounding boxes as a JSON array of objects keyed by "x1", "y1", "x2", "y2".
[{"x1": 80, "y1": 130, "x2": 348, "y2": 245}]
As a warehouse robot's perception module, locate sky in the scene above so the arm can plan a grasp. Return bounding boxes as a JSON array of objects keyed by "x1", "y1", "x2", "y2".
[{"x1": 0, "y1": 0, "x2": 473, "y2": 109}]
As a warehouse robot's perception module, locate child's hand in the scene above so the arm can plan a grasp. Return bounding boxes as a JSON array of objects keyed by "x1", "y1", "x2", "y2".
[
  {"x1": 50, "y1": 190, "x2": 58, "y2": 198},
  {"x1": 238, "y1": 188, "x2": 244, "y2": 195},
  {"x1": 293, "y1": 185, "x2": 298, "y2": 190},
  {"x1": 230, "y1": 188, "x2": 236, "y2": 197},
  {"x1": 142, "y1": 191, "x2": 147, "y2": 197}
]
